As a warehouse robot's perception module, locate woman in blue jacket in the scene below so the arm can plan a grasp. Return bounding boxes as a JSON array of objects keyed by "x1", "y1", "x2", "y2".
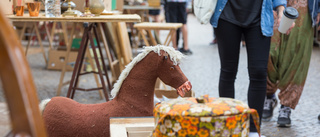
[
  {"x1": 210, "y1": 0, "x2": 291, "y2": 136},
  {"x1": 264, "y1": 0, "x2": 320, "y2": 127}
]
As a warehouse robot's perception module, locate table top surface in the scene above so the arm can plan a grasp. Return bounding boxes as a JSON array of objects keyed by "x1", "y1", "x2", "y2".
[
  {"x1": 123, "y1": 5, "x2": 161, "y2": 10},
  {"x1": 7, "y1": 14, "x2": 141, "y2": 22},
  {"x1": 134, "y1": 22, "x2": 183, "y2": 29}
]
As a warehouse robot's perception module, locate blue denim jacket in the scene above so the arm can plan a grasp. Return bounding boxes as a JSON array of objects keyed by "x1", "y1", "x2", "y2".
[
  {"x1": 308, "y1": 0, "x2": 320, "y2": 27},
  {"x1": 210, "y1": 0, "x2": 287, "y2": 37}
]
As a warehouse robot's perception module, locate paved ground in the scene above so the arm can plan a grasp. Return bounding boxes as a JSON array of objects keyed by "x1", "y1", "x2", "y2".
[{"x1": 1, "y1": 14, "x2": 320, "y2": 136}]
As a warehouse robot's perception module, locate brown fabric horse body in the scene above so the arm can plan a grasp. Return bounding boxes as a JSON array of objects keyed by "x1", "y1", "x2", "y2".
[{"x1": 41, "y1": 46, "x2": 192, "y2": 137}]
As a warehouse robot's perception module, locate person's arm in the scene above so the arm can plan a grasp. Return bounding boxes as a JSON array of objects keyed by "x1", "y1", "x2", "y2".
[
  {"x1": 317, "y1": 0, "x2": 320, "y2": 24},
  {"x1": 273, "y1": 0, "x2": 295, "y2": 34},
  {"x1": 272, "y1": 0, "x2": 287, "y2": 10}
]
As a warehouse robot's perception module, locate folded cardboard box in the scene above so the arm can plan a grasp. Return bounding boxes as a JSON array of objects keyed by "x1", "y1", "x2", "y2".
[{"x1": 47, "y1": 49, "x2": 78, "y2": 71}]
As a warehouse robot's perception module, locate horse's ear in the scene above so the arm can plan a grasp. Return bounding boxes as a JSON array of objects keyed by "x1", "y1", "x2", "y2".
[
  {"x1": 163, "y1": 52, "x2": 169, "y2": 60},
  {"x1": 163, "y1": 56, "x2": 168, "y2": 60}
]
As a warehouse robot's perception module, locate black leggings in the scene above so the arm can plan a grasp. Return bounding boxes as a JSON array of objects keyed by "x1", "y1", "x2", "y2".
[{"x1": 214, "y1": 19, "x2": 270, "y2": 132}]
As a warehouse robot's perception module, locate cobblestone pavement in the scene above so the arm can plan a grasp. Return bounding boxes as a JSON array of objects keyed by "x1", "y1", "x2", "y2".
[{"x1": 1, "y1": 14, "x2": 320, "y2": 136}]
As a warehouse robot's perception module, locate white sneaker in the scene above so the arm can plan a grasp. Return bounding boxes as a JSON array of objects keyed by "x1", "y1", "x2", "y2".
[{"x1": 249, "y1": 132, "x2": 266, "y2": 137}]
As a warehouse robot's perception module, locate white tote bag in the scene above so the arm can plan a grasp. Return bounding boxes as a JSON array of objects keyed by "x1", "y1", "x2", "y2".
[{"x1": 193, "y1": 0, "x2": 218, "y2": 24}]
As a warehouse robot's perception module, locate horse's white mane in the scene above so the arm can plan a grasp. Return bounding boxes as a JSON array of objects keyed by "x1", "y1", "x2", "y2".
[{"x1": 111, "y1": 45, "x2": 184, "y2": 97}]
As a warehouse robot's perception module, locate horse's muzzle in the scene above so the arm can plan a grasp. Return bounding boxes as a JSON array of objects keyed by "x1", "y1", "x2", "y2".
[{"x1": 177, "y1": 81, "x2": 192, "y2": 97}]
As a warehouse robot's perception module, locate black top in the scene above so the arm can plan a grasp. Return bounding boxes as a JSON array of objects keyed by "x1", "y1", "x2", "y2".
[{"x1": 220, "y1": 0, "x2": 263, "y2": 27}]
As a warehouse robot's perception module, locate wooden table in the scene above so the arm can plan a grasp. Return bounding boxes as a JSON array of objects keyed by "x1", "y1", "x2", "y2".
[
  {"x1": 134, "y1": 22, "x2": 182, "y2": 47},
  {"x1": 123, "y1": 5, "x2": 161, "y2": 22},
  {"x1": 7, "y1": 14, "x2": 141, "y2": 100}
]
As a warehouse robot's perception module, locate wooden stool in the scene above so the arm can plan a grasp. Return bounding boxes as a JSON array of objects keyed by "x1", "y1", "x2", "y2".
[
  {"x1": 133, "y1": 22, "x2": 182, "y2": 47},
  {"x1": 66, "y1": 23, "x2": 112, "y2": 101}
]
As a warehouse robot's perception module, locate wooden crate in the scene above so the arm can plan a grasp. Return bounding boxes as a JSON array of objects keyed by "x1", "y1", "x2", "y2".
[
  {"x1": 110, "y1": 117, "x2": 154, "y2": 137},
  {"x1": 148, "y1": 0, "x2": 161, "y2": 7},
  {"x1": 110, "y1": 90, "x2": 194, "y2": 137}
]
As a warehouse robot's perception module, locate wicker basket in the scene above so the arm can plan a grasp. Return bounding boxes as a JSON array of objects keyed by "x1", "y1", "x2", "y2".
[
  {"x1": 152, "y1": 95, "x2": 260, "y2": 137},
  {"x1": 148, "y1": 0, "x2": 161, "y2": 7}
]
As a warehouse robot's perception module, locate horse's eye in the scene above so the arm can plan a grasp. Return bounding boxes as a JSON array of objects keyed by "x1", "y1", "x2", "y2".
[
  {"x1": 170, "y1": 67, "x2": 174, "y2": 70},
  {"x1": 164, "y1": 56, "x2": 168, "y2": 60}
]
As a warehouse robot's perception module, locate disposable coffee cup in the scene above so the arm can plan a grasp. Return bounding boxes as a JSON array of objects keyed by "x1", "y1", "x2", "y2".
[{"x1": 278, "y1": 7, "x2": 299, "y2": 34}]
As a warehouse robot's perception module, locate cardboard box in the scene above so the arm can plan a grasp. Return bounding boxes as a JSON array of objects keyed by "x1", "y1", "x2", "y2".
[
  {"x1": 148, "y1": 0, "x2": 161, "y2": 7},
  {"x1": 47, "y1": 49, "x2": 78, "y2": 71}
]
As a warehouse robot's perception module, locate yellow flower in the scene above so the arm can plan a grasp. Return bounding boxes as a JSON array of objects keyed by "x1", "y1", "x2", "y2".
[
  {"x1": 226, "y1": 117, "x2": 237, "y2": 129},
  {"x1": 187, "y1": 126, "x2": 198, "y2": 135},
  {"x1": 178, "y1": 129, "x2": 188, "y2": 136},
  {"x1": 197, "y1": 128, "x2": 209, "y2": 137}
]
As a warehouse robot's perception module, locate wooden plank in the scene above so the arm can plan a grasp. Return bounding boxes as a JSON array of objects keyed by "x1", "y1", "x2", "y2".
[
  {"x1": 110, "y1": 117, "x2": 154, "y2": 124},
  {"x1": 134, "y1": 22, "x2": 182, "y2": 29},
  {"x1": 115, "y1": 22, "x2": 133, "y2": 66},
  {"x1": 7, "y1": 14, "x2": 141, "y2": 23},
  {"x1": 123, "y1": 5, "x2": 161, "y2": 10},
  {"x1": 110, "y1": 117, "x2": 155, "y2": 137}
]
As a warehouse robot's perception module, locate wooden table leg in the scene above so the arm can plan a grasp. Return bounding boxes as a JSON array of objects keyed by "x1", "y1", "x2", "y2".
[
  {"x1": 25, "y1": 24, "x2": 35, "y2": 56},
  {"x1": 164, "y1": 30, "x2": 174, "y2": 46},
  {"x1": 146, "y1": 29, "x2": 157, "y2": 46},
  {"x1": 85, "y1": 45, "x2": 104, "y2": 99},
  {"x1": 170, "y1": 29, "x2": 177, "y2": 48},
  {"x1": 56, "y1": 22, "x2": 76, "y2": 96},
  {"x1": 98, "y1": 23, "x2": 117, "y2": 82},
  {"x1": 33, "y1": 22, "x2": 48, "y2": 65},
  {"x1": 44, "y1": 22, "x2": 53, "y2": 50},
  {"x1": 19, "y1": 22, "x2": 27, "y2": 41},
  {"x1": 140, "y1": 29, "x2": 150, "y2": 46}
]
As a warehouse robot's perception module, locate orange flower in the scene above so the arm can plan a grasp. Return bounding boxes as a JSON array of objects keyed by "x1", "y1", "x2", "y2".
[
  {"x1": 232, "y1": 134, "x2": 239, "y2": 137},
  {"x1": 172, "y1": 104, "x2": 191, "y2": 114},
  {"x1": 189, "y1": 117, "x2": 199, "y2": 125},
  {"x1": 197, "y1": 128, "x2": 209, "y2": 137},
  {"x1": 226, "y1": 117, "x2": 237, "y2": 129},
  {"x1": 241, "y1": 114, "x2": 248, "y2": 123},
  {"x1": 175, "y1": 116, "x2": 184, "y2": 122},
  {"x1": 178, "y1": 129, "x2": 188, "y2": 136},
  {"x1": 212, "y1": 108, "x2": 224, "y2": 115},
  {"x1": 236, "y1": 105, "x2": 245, "y2": 112},
  {"x1": 187, "y1": 126, "x2": 198, "y2": 135},
  {"x1": 181, "y1": 120, "x2": 191, "y2": 128},
  {"x1": 235, "y1": 115, "x2": 241, "y2": 121}
]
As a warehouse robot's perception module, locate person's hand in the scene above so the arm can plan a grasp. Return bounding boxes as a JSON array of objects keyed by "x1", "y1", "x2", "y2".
[
  {"x1": 276, "y1": 6, "x2": 295, "y2": 35},
  {"x1": 317, "y1": 13, "x2": 320, "y2": 30}
]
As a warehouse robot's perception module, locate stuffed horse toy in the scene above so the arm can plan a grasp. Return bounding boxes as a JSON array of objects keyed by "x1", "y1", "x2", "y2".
[{"x1": 40, "y1": 45, "x2": 192, "y2": 137}]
